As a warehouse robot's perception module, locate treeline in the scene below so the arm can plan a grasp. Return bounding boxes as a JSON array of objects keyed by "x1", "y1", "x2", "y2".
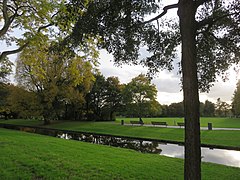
[
  {"x1": 161, "y1": 99, "x2": 232, "y2": 117},
  {"x1": 1, "y1": 73, "x2": 234, "y2": 123},
  {"x1": 0, "y1": 74, "x2": 162, "y2": 122}
]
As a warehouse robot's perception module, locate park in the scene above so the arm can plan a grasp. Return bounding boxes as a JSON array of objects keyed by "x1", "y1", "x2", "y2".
[{"x1": 0, "y1": 0, "x2": 240, "y2": 179}]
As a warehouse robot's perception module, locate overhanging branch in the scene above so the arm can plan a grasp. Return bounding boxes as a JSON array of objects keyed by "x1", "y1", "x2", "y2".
[
  {"x1": 0, "y1": 43, "x2": 29, "y2": 61},
  {"x1": 142, "y1": 3, "x2": 178, "y2": 25}
]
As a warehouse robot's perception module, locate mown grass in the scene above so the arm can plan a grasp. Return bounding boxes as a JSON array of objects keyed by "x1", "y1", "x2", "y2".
[
  {"x1": 1, "y1": 119, "x2": 240, "y2": 147},
  {"x1": 116, "y1": 117, "x2": 240, "y2": 128},
  {"x1": 0, "y1": 128, "x2": 239, "y2": 179}
]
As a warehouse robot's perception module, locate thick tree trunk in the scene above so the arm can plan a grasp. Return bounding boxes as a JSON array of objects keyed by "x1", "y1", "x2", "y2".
[{"x1": 178, "y1": 1, "x2": 201, "y2": 180}]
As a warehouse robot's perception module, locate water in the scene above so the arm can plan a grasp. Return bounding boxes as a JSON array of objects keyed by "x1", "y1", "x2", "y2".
[
  {"x1": 159, "y1": 143, "x2": 240, "y2": 167},
  {"x1": 1, "y1": 123, "x2": 239, "y2": 168},
  {"x1": 58, "y1": 132, "x2": 240, "y2": 168}
]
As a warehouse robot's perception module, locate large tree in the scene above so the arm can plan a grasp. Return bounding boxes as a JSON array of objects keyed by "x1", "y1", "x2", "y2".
[
  {"x1": 62, "y1": 0, "x2": 239, "y2": 179},
  {"x1": 16, "y1": 33, "x2": 97, "y2": 124},
  {"x1": 123, "y1": 74, "x2": 158, "y2": 118}
]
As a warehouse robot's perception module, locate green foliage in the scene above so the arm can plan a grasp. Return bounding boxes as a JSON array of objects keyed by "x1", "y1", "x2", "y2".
[
  {"x1": 86, "y1": 74, "x2": 123, "y2": 121},
  {"x1": 123, "y1": 74, "x2": 159, "y2": 117},
  {"x1": 0, "y1": 83, "x2": 42, "y2": 119},
  {"x1": 15, "y1": 33, "x2": 96, "y2": 123},
  {"x1": 70, "y1": 0, "x2": 239, "y2": 91},
  {"x1": 0, "y1": 57, "x2": 13, "y2": 82},
  {"x1": 215, "y1": 98, "x2": 232, "y2": 117},
  {"x1": 203, "y1": 100, "x2": 215, "y2": 117},
  {"x1": 232, "y1": 80, "x2": 240, "y2": 116}
]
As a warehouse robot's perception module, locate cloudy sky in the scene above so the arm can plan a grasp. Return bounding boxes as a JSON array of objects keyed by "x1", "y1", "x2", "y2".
[
  {"x1": 98, "y1": 49, "x2": 239, "y2": 105},
  {"x1": 97, "y1": 0, "x2": 239, "y2": 105},
  {"x1": 1, "y1": 0, "x2": 239, "y2": 105}
]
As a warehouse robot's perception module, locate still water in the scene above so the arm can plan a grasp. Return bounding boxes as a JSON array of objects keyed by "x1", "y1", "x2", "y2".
[
  {"x1": 58, "y1": 133, "x2": 240, "y2": 168},
  {"x1": 0, "y1": 124, "x2": 239, "y2": 168},
  {"x1": 159, "y1": 143, "x2": 240, "y2": 167}
]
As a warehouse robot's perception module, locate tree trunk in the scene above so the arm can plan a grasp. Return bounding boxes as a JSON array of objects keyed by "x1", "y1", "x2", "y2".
[{"x1": 178, "y1": 1, "x2": 201, "y2": 180}]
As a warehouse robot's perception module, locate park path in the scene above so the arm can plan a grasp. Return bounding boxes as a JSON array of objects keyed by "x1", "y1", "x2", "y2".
[{"x1": 125, "y1": 124, "x2": 240, "y2": 131}]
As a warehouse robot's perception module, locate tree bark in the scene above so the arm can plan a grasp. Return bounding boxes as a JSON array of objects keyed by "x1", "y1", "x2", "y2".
[{"x1": 178, "y1": 0, "x2": 201, "y2": 179}]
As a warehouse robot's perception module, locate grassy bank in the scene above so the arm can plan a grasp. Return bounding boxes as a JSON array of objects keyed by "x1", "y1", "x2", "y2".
[
  {"x1": 116, "y1": 117, "x2": 240, "y2": 128},
  {"x1": 1, "y1": 119, "x2": 240, "y2": 147},
  {"x1": 0, "y1": 128, "x2": 239, "y2": 179}
]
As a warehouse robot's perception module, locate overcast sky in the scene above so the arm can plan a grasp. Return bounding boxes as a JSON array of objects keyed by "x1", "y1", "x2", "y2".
[
  {"x1": 98, "y1": 50, "x2": 239, "y2": 105},
  {"x1": 1, "y1": 0, "x2": 239, "y2": 105},
  {"x1": 97, "y1": 0, "x2": 239, "y2": 105}
]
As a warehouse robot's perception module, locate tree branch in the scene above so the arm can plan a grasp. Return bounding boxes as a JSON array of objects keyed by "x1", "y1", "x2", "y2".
[
  {"x1": 196, "y1": 0, "x2": 212, "y2": 7},
  {"x1": 142, "y1": 3, "x2": 178, "y2": 25},
  {"x1": 197, "y1": 12, "x2": 237, "y2": 30},
  {"x1": 0, "y1": 43, "x2": 29, "y2": 61}
]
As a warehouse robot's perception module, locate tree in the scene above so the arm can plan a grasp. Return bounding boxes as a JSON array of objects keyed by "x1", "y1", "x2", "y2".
[
  {"x1": 6, "y1": 84, "x2": 42, "y2": 119},
  {"x1": 168, "y1": 102, "x2": 184, "y2": 117},
  {"x1": 203, "y1": 100, "x2": 215, "y2": 117},
  {"x1": 16, "y1": 34, "x2": 97, "y2": 124},
  {"x1": 215, "y1": 98, "x2": 231, "y2": 117},
  {"x1": 232, "y1": 80, "x2": 240, "y2": 116},
  {"x1": 0, "y1": 0, "x2": 63, "y2": 61},
  {"x1": 123, "y1": 74, "x2": 158, "y2": 118},
  {"x1": 86, "y1": 74, "x2": 108, "y2": 121},
  {"x1": 105, "y1": 76, "x2": 123, "y2": 120},
  {"x1": 0, "y1": 57, "x2": 13, "y2": 82},
  {"x1": 65, "y1": 0, "x2": 239, "y2": 179}
]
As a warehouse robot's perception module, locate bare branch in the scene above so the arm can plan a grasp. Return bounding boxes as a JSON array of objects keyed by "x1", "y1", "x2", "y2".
[
  {"x1": 142, "y1": 3, "x2": 178, "y2": 25},
  {"x1": 0, "y1": 43, "x2": 29, "y2": 61}
]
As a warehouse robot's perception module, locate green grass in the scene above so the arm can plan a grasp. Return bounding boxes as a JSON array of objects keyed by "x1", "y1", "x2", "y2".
[
  {"x1": 1, "y1": 119, "x2": 240, "y2": 147},
  {"x1": 116, "y1": 117, "x2": 240, "y2": 128},
  {"x1": 0, "y1": 128, "x2": 239, "y2": 179}
]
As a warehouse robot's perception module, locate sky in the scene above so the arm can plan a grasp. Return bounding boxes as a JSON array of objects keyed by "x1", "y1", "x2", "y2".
[
  {"x1": 97, "y1": 0, "x2": 240, "y2": 105},
  {"x1": 98, "y1": 49, "x2": 239, "y2": 105},
  {"x1": 1, "y1": 0, "x2": 239, "y2": 105}
]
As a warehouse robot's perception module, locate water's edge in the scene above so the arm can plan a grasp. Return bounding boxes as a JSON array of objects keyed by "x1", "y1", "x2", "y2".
[{"x1": 0, "y1": 123, "x2": 239, "y2": 151}]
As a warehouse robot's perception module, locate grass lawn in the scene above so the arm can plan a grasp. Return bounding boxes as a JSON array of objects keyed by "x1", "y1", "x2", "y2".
[
  {"x1": 0, "y1": 128, "x2": 239, "y2": 179},
  {"x1": 1, "y1": 119, "x2": 240, "y2": 147},
  {"x1": 116, "y1": 117, "x2": 240, "y2": 128}
]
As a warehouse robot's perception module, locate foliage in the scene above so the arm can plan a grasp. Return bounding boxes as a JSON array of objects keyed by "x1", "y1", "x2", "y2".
[
  {"x1": 86, "y1": 74, "x2": 123, "y2": 121},
  {"x1": 68, "y1": 2, "x2": 239, "y2": 177},
  {"x1": 215, "y1": 98, "x2": 232, "y2": 117},
  {"x1": 0, "y1": 57, "x2": 13, "y2": 82},
  {"x1": 203, "y1": 100, "x2": 215, "y2": 117},
  {"x1": 122, "y1": 74, "x2": 159, "y2": 118},
  {"x1": 0, "y1": 83, "x2": 42, "y2": 119},
  {"x1": 15, "y1": 34, "x2": 97, "y2": 123},
  {"x1": 232, "y1": 80, "x2": 240, "y2": 116}
]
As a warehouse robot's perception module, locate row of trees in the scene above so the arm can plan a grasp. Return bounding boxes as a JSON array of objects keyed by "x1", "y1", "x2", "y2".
[
  {"x1": 1, "y1": 0, "x2": 239, "y2": 178},
  {"x1": 1, "y1": 73, "x2": 235, "y2": 122},
  {"x1": 162, "y1": 99, "x2": 232, "y2": 117},
  {"x1": 0, "y1": 73, "x2": 162, "y2": 121}
]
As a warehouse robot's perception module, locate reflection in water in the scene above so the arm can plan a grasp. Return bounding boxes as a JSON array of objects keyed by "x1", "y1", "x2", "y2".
[
  {"x1": 160, "y1": 143, "x2": 240, "y2": 167},
  {"x1": 58, "y1": 133, "x2": 162, "y2": 154},
  {"x1": 58, "y1": 133, "x2": 240, "y2": 168},
  {"x1": 1, "y1": 124, "x2": 240, "y2": 168}
]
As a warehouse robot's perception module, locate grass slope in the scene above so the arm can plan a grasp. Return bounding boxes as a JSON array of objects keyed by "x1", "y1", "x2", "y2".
[{"x1": 0, "y1": 128, "x2": 239, "y2": 179}]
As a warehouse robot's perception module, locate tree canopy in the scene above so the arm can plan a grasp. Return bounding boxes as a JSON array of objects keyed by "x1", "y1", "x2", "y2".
[{"x1": 67, "y1": 0, "x2": 239, "y2": 179}]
